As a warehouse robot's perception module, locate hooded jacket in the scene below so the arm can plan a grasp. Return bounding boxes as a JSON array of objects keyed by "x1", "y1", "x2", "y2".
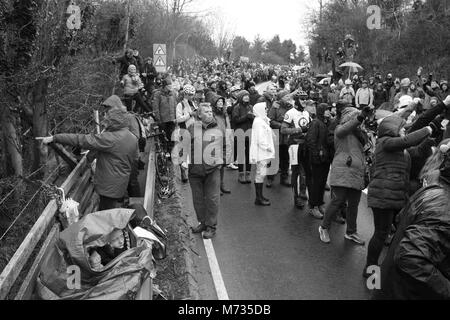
[
  {"x1": 374, "y1": 183, "x2": 450, "y2": 300},
  {"x1": 54, "y1": 110, "x2": 139, "y2": 199},
  {"x1": 152, "y1": 87, "x2": 177, "y2": 123},
  {"x1": 231, "y1": 90, "x2": 254, "y2": 132},
  {"x1": 328, "y1": 107, "x2": 366, "y2": 190},
  {"x1": 250, "y1": 103, "x2": 275, "y2": 163},
  {"x1": 367, "y1": 115, "x2": 431, "y2": 209}
]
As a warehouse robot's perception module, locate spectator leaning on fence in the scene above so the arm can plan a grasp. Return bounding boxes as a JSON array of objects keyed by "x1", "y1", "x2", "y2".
[{"x1": 39, "y1": 109, "x2": 139, "y2": 211}]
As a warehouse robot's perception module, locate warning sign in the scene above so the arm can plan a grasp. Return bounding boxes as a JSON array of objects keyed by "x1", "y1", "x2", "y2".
[
  {"x1": 153, "y1": 44, "x2": 166, "y2": 55},
  {"x1": 153, "y1": 43, "x2": 167, "y2": 73}
]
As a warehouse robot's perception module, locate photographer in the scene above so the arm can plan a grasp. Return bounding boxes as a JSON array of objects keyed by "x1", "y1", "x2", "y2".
[{"x1": 364, "y1": 99, "x2": 435, "y2": 278}]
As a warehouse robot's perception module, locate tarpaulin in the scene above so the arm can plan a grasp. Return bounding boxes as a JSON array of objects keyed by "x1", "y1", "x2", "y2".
[{"x1": 35, "y1": 209, "x2": 154, "y2": 300}]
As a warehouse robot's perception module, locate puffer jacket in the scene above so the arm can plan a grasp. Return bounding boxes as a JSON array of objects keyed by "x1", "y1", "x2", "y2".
[
  {"x1": 328, "y1": 107, "x2": 366, "y2": 190},
  {"x1": 54, "y1": 110, "x2": 138, "y2": 199},
  {"x1": 231, "y1": 90, "x2": 254, "y2": 132},
  {"x1": 374, "y1": 184, "x2": 450, "y2": 300},
  {"x1": 152, "y1": 88, "x2": 177, "y2": 123},
  {"x1": 367, "y1": 115, "x2": 430, "y2": 209}
]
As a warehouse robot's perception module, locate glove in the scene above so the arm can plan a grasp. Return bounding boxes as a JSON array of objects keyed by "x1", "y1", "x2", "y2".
[
  {"x1": 428, "y1": 115, "x2": 444, "y2": 137},
  {"x1": 358, "y1": 106, "x2": 372, "y2": 122},
  {"x1": 444, "y1": 95, "x2": 450, "y2": 106}
]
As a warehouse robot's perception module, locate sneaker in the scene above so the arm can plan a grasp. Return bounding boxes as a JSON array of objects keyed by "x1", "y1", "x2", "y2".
[
  {"x1": 319, "y1": 226, "x2": 330, "y2": 244},
  {"x1": 309, "y1": 207, "x2": 324, "y2": 220},
  {"x1": 227, "y1": 163, "x2": 239, "y2": 170},
  {"x1": 295, "y1": 197, "x2": 305, "y2": 209},
  {"x1": 345, "y1": 233, "x2": 366, "y2": 245},
  {"x1": 202, "y1": 227, "x2": 216, "y2": 239},
  {"x1": 191, "y1": 223, "x2": 207, "y2": 234}
]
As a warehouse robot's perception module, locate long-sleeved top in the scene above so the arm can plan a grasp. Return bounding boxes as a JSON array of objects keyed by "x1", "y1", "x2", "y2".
[
  {"x1": 339, "y1": 87, "x2": 355, "y2": 105},
  {"x1": 122, "y1": 74, "x2": 144, "y2": 95},
  {"x1": 355, "y1": 88, "x2": 374, "y2": 108},
  {"x1": 152, "y1": 88, "x2": 177, "y2": 123}
]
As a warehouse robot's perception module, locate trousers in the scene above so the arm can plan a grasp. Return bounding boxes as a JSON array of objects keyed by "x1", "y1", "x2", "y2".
[{"x1": 189, "y1": 168, "x2": 220, "y2": 228}]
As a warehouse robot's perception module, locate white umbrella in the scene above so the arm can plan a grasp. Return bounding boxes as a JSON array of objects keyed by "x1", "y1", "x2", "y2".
[
  {"x1": 319, "y1": 77, "x2": 331, "y2": 85},
  {"x1": 339, "y1": 62, "x2": 364, "y2": 78}
]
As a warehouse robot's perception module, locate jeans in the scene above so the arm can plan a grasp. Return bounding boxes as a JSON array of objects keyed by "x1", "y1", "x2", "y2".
[
  {"x1": 291, "y1": 163, "x2": 307, "y2": 199},
  {"x1": 99, "y1": 196, "x2": 123, "y2": 211},
  {"x1": 366, "y1": 208, "x2": 398, "y2": 267},
  {"x1": 238, "y1": 137, "x2": 251, "y2": 173},
  {"x1": 189, "y1": 168, "x2": 220, "y2": 228},
  {"x1": 322, "y1": 186, "x2": 362, "y2": 234},
  {"x1": 124, "y1": 93, "x2": 151, "y2": 113},
  {"x1": 308, "y1": 163, "x2": 330, "y2": 207}
]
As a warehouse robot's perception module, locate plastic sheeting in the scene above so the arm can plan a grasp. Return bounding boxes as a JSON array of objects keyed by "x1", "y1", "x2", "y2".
[{"x1": 35, "y1": 209, "x2": 154, "y2": 300}]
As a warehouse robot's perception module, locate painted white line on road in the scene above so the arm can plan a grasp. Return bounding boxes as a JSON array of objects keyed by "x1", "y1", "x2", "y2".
[{"x1": 203, "y1": 239, "x2": 229, "y2": 300}]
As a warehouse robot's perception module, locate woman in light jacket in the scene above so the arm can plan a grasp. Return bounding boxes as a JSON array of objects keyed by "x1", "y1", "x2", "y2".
[
  {"x1": 250, "y1": 102, "x2": 275, "y2": 206},
  {"x1": 175, "y1": 85, "x2": 197, "y2": 183}
]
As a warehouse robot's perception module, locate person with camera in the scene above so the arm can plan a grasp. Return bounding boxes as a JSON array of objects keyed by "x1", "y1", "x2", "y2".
[
  {"x1": 363, "y1": 99, "x2": 436, "y2": 278},
  {"x1": 121, "y1": 65, "x2": 151, "y2": 114},
  {"x1": 318, "y1": 105, "x2": 372, "y2": 244},
  {"x1": 306, "y1": 103, "x2": 334, "y2": 219}
]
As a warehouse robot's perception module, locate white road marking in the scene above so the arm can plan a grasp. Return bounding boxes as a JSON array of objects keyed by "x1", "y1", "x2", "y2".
[{"x1": 203, "y1": 238, "x2": 229, "y2": 300}]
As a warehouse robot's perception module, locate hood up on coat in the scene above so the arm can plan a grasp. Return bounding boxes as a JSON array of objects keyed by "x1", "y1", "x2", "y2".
[
  {"x1": 253, "y1": 102, "x2": 270, "y2": 124},
  {"x1": 340, "y1": 107, "x2": 359, "y2": 125},
  {"x1": 378, "y1": 114, "x2": 405, "y2": 138},
  {"x1": 104, "y1": 109, "x2": 131, "y2": 132},
  {"x1": 102, "y1": 95, "x2": 127, "y2": 112},
  {"x1": 206, "y1": 93, "x2": 225, "y2": 115},
  {"x1": 236, "y1": 90, "x2": 250, "y2": 104}
]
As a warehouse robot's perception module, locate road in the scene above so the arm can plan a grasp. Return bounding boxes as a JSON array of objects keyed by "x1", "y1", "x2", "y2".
[{"x1": 183, "y1": 82, "x2": 375, "y2": 300}]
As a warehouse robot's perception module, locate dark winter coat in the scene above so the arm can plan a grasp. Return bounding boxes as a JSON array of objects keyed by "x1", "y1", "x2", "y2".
[
  {"x1": 54, "y1": 111, "x2": 138, "y2": 199},
  {"x1": 231, "y1": 91, "x2": 254, "y2": 132},
  {"x1": 152, "y1": 88, "x2": 177, "y2": 123},
  {"x1": 374, "y1": 184, "x2": 450, "y2": 300},
  {"x1": 267, "y1": 100, "x2": 291, "y2": 145},
  {"x1": 306, "y1": 104, "x2": 333, "y2": 164},
  {"x1": 367, "y1": 115, "x2": 430, "y2": 209}
]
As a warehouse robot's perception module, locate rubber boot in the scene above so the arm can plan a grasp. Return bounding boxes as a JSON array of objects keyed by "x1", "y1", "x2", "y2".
[
  {"x1": 245, "y1": 171, "x2": 252, "y2": 184},
  {"x1": 238, "y1": 172, "x2": 246, "y2": 184},
  {"x1": 259, "y1": 183, "x2": 271, "y2": 205},
  {"x1": 254, "y1": 183, "x2": 270, "y2": 206}
]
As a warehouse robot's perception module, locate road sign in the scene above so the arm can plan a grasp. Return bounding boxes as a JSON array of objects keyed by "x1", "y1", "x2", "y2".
[{"x1": 153, "y1": 44, "x2": 167, "y2": 73}]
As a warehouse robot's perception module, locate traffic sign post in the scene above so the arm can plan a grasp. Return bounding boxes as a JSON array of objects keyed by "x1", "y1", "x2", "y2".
[{"x1": 153, "y1": 44, "x2": 167, "y2": 73}]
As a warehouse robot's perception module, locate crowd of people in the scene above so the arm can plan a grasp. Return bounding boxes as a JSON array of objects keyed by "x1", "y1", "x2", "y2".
[{"x1": 38, "y1": 46, "x2": 450, "y2": 300}]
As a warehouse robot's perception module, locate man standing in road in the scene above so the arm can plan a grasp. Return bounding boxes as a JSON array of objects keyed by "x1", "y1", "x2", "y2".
[{"x1": 189, "y1": 103, "x2": 223, "y2": 239}]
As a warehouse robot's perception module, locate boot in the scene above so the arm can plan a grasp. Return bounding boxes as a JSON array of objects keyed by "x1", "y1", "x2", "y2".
[
  {"x1": 245, "y1": 171, "x2": 252, "y2": 184},
  {"x1": 238, "y1": 172, "x2": 246, "y2": 184},
  {"x1": 300, "y1": 189, "x2": 308, "y2": 200},
  {"x1": 260, "y1": 182, "x2": 270, "y2": 203},
  {"x1": 295, "y1": 197, "x2": 305, "y2": 209},
  {"x1": 266, "y1": 176, "x2": 274, "y2": 188},
  {"x1": 221, "y1": 183, "x2": 231, "y2": 194},
  {"x1": 180, "y1": 166, "x2": 188, "y2": 183},
  {"x1": 255, "y1": 183, "x2": 270, "y2": 206}
]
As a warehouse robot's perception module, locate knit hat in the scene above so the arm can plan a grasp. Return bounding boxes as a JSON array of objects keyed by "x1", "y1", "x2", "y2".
[
  {"x1": 399, "y1": 95, "x2": 413, "y2": 108},
  {"x1": 400, "y1": 78, "x2": 411, "y2": 87},
  {"x1": 345, "y1": 79, "x2": 352, "y2": 85},
  {"x1": 277, "y1": 90, "x2": 290, "y2": 101},
  {"x1": 128, "y1": 65, "x2": 137, "y2": 73}
]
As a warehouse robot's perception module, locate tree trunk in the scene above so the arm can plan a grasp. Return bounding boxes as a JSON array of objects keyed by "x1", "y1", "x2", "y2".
[
  {"x1": 32, "y1": 78, "x2": 49, "y2": 178},
  {"x1": 1, "y1": 104, "x2": 23, "y2": 178}
]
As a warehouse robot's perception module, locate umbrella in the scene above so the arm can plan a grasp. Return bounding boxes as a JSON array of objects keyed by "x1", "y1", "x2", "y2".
[
  {"x1": 319, "y1": 77, "x2": 331, "y2": 85},
  {"x1": 339, "y1": 62, "x2": 364, "y2": 78}
]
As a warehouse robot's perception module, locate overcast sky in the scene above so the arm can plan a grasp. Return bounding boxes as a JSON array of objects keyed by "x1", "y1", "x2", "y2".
[{"x1": 191, "y1": 0, "x2": 319, "y2": 50}]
